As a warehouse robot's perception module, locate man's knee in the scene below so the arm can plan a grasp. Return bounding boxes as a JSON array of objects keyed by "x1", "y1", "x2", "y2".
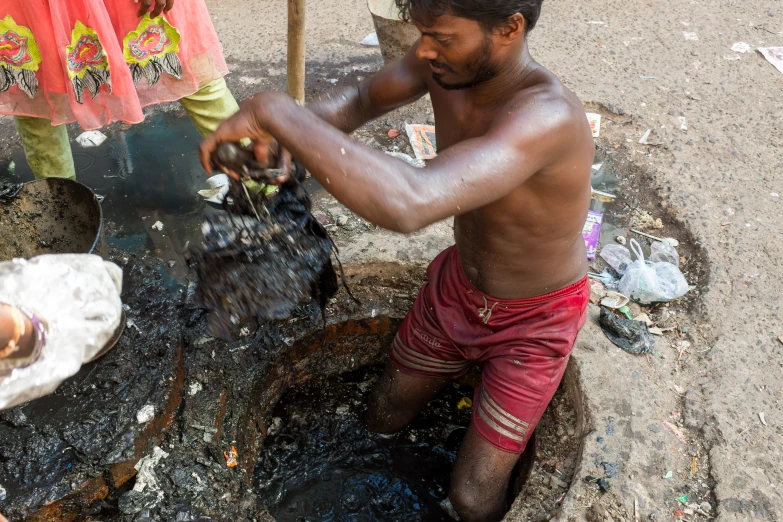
[{"x1": 449, "y1": 481, "x2": 505, "y2": 522}]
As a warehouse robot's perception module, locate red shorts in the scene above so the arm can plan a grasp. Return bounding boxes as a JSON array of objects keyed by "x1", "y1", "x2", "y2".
[{"x1": 390, "y1": 247, "x2": 589, "y2": 453}]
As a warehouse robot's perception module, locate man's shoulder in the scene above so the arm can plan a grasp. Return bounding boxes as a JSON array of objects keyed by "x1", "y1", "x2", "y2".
[{"x1": 505, "y1": 74, "x2": 584, "y2": 128}]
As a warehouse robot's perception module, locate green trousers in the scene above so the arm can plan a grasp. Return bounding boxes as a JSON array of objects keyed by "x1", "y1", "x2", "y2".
[{"x1": 14, "y1": 77, "x2": 239, "y2": 180}]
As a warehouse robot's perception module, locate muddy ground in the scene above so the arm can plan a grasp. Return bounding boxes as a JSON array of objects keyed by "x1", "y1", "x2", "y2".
[{"x1": 1, "y1": 0, "x2": 782, "y2": 520}]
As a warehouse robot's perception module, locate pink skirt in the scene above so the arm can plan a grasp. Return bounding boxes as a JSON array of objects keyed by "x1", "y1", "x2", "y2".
[{"x1": 0, "y1": 1, "x2": 230, "y2": 130}]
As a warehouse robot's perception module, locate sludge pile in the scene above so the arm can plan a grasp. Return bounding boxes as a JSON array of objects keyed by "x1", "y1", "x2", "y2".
[{"x1": 187, "y1": 144, "x2": 342, "y2": 339}]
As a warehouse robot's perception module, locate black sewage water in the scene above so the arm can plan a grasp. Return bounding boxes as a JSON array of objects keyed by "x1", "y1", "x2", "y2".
[{"x1": 254, "y1": 366, "x2": 474, "y2": 522}]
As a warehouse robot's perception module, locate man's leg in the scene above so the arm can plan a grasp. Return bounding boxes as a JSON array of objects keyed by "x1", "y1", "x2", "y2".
[
  {"x1": 178, "y1": 77, "x2": 239, "y2": 138},
  {"x1": 449, "y1": 425, "x2": 521, "y2": 522},
  {"x1": 14, "y1": 117, "x2": 76, "y2": 180},
  {"x1": 366, "y1": 360, "x2": 451, "y2": 433}
]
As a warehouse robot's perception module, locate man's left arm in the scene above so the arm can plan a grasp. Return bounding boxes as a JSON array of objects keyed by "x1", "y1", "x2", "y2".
[{"x1": 201, "y1": 91, "x2": 578, "y2": 233}]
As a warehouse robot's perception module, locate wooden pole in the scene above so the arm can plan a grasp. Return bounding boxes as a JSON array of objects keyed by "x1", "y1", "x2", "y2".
[{"x1": 287, "y1": 0, "x2": 306, "y2": 104}]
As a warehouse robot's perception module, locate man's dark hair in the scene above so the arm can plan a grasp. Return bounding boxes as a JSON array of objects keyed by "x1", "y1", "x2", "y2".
[{"x1": 395, "y1": 0, "x2": 544, "y2": 33}]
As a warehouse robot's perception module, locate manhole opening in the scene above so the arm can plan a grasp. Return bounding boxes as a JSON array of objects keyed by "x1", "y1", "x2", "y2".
[{"x1": 253, "y1": 351, "x2": 583, "y2": 522}]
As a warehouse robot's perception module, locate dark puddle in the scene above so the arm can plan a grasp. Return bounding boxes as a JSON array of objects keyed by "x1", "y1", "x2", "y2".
[{"x1": 255, "y1": 365, "x2": 473, "y2": 522}]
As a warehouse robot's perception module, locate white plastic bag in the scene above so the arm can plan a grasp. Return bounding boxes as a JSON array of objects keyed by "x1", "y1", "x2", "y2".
[
  {"x1": 649, "y1": 241, "x2": 679, "y2": 266},
  {"x1": 618, "y1": 240, "x2": 689, "y2": 304},
  {"x1": 600, "y1": 243, "x2": 633, "y2": 275},
  {"x1": 0, "y1": 254, "x2": 123, "y2": 410}
]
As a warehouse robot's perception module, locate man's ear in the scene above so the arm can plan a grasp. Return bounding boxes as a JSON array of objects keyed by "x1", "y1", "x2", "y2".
[{"x1": 496, "y1": 13, "x2": 526, "y2": 44}]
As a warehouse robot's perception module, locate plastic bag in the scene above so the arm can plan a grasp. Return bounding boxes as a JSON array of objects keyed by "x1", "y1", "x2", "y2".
[
  {"x1": 618, "y1": 240, "x2": 689, "y2": 304},
  {"x1": 599, "y1": 243, "x2": 632, "y2": 275},
  {"x1": 649, "y1": 241, "x2": 679, "y2": 266},
  {"x1": 0, "y1": 254, "x2": 123, "y2": 410}
]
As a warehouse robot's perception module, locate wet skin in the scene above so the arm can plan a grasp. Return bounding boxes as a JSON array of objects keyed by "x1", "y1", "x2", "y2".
[{"x1": 201, "y1": 12, "x2": 593, "y2": 522}]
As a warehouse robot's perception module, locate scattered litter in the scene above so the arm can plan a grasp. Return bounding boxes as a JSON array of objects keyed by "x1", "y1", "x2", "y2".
[
  {"x1": 634, "y1": 313, "x2": 653, "y2": 326},
  {"x1": 457, "y1": 397, "x2": 473, "y2": 410},
  {"x1": 724, "y1": 54, "x2": 741, "y2": 61},
  {"x1": 335, "y1": 405, "x2": 350, "y2": 415},
  {"x1": 663, "y1": 420, "x2": 688, "y2": 443},
  {"x1": 649, "y1": 327, "x2": 665, "y2": 336},
  {"x1": 95, "y1": 194, "x2": 105, "y2": 203},
  {"x1": 134, "y1": 446, "x2": 169, "y2": 493},
  {"x1": 682, "y1": 32, "x2": 698, "y2": 41},
  {"x1": 778, "y1": 335, "x2": 783, "y2": 346},
  {"x1": 600, "y1": 291, "x2": 630, "y2": 310},
  {"x1": 616, "y1": 235, "x2": 627, "y2": 245},
  {"x1": 650, "y1": 240, "x2": 680, "y2": 266},
  {"x1": 586, "y1": 113, "x2": 601, "y2": 138},
  {"x1": 630, "y1": 208, "x2": 663, "y2": 230},
  {"x1": 385, "y1": 151, "x2": 425, "y2": 168},
  {"x1": 224, "y1": 445, "x2": 239, "y2": 468},
  {"x1": 771, "y1": 192, "x2": 780, "y2": 198},
  {"x1": 7, "y1": 161, "x2": 15, "y2": 175},
  {"x1": 76, "y1": 130, "x2": 107, "y2": 147},
  {"x1": 664, "y1": 470, "x2": 673, "y2": 479},
  {"x1": 387, "y1": 128, "x2": 401, "y2": 138},
  {"x1": 592, "y1": 163, "x2": 602, "y2": 171},
  {"x1": 639, "y1": 129, "x2": 652, "y2": 144},
  {"x1": 617, "y1": 305, "x2": 633, "y2": 321},
  {"x1": 600, "y1": 243, "x2": 633, "y2": 275},
  {"x1": 587, "y1": 21, "x2": 606, "y2": 25},
  {"x1": 191, "y1": 472, "x2": 201, "y2": 484},
  {"x1": 188, "y1": 382, "x2": 203, "y2": 396},
  {"x1": 550, "y1": 475, "x2": 569, "y2": 489},
  {"x1": 618, "y1": 239, "x2": 689, "y2": 304},
  {"x1": 599, "y1": 306, "x2": 655, "y2": 355},
  {"x1": 759, "y1": 412, "x2": 768, "y2": 426},
  {"x1": 360, "y1": 32, "x2": 379, "y2": 46},
  {"x1": 405, "y1": 124, "x2": 438, "y2": 160},
  {"x1": 583, "y1": 210, "x2": 604, "y2": 260},
  {"x1": 136, "y1": 404, "x2": 155, "y2": 424},
  {"x1": 151, "y1": 221, "x2": 164, "y2": 231},
  {"x1": 758, "y1": 47, "x2": 783, "y2": 75},
  {"x1": 678, "y1": 116, "x2": 688, "y2": 131},
  {"x1": 198, "y1": 173, "x2": 230, "y2": 203},
  {"x1": 691, "y1": 456, "x2": 698, "y2": 475},
  {"x1": 676, "y1": 495, "x2": 689, "y2": 505},
  {"x1": 731, "y1": 42, "x2": 753, "y2": 53}
]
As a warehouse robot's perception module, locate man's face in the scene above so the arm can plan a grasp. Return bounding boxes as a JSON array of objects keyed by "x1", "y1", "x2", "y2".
[{"x1": 413, "y1": 12, "x2": 500, "y2": 90}]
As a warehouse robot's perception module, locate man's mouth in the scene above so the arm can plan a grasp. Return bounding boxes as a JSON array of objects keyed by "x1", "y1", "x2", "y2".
[{"x1": 429, "y1": 61, "x2": 451, "y2": 73}]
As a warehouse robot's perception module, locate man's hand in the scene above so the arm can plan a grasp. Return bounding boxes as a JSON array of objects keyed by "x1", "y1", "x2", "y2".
[
  {"x1": 200, "y1": 92, "x2": 294, "y2": 184},
  {"x1": 136, "y1": 0, "x2": 174, "y2": 17}
]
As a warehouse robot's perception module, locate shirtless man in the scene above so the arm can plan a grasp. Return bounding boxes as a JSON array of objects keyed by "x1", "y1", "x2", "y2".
[{"x1": 201, "y1": 0, "x2": 593, "y2": 520}]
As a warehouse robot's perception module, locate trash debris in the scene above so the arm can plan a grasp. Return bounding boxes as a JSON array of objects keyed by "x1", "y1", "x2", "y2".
[
  {"x1": 676, "y1": 495, "x2": 689, "y2": 505},
  {"x1": 405, "y1": 124, "x2": 438, "y2": 160},
  {"x1": 134, "y1": 446, "x2": 169, "y2": 493},
  {"x1": 457, "y1": 397, "x2": 473, "y2": 410},
  {"x1": 758, "y1": 47, "x2": 783, "y2": 75},
  {"x1": 0, "y1": 180, "x2": 22, "y2": 202},
  {"x1": 188, "y1": 381, "x2": 203, "y2": 396},
  {"x1": 586, "y1": 113, "x2": 601, "y2": 138},
  {"x1": 616, "y1": 235, "x2": 627, "y2": 245},
  {"x1": 151, "y1": 221, "x2": 164, "y2": 231},
  {"x1": 731, "y1": 42, "x2": 753, "y2": 53},
  {"x1": 76, "y1": 130, "x2": 107, "y2": 147},
  {"x1": 136, "y1": 404, "x2": 155, "y2": 424},
  {"x1": 550, "y1": 475, "x2": 569, "y2": 489},
  {"x1": 618, "y1": 239, "x2": 689, "y2": 304},
  {"x1": 682, "y1": 32, "x2": 698, "y2": 41},
  {"x1": 585, "y1": 475, "x2": 611, "y2": 493},
  {"x1": 600, "y1": 291, "x2": 630, "y2": 310},
  {"x1": 630, "y1": 209, "x2": 663, "y2": 230},
  {"x1": 583, "y1": 210, "x2": 604, "y2": 260},
  {"x1": 664, "y1": 470, "x2": 673, "y2": 479},
  {"x1": 639, "y1": 129, "x2": 652, "y2": 144},
  {"x1": 387, "y1": 128, "x2": 401, "y2": 138},
  {"x1": 648, "y1": 327, "x2": 665, "y2": 336},
  {"x1": 385, "y1": 150, "x2": 425, "y2": 168},
  {"x1": 678, "y1": 116, "x2": 688, "y2": 131},
  {"x1": 188, "y1": 148, "x2": 352, "y2": 339},
  {"x1": 600, "y1": 243, "x2": 633, "y2": 275},
  {"x1": 634, "y1": 313, "x2": 653, "y2": 326},
  {"x1": 599, "y1": 306, "x2": 655, "y2": 355},
  {"x1": 759, "y1": 412, "x2": 768, "y2": 426},
  {"x1": 663, "y1": 420, "x2": 688, "y2": 443},
  {"x1": 650, "y1": 240, "x2": 680, "y2": 266},
  {"x1": 198, "y1": 173, "x2": 230, "y2": 203},
  {"x1": 771, "y1": 192, "x2": 780, "y2": 198},
  {"x1": 440, "y1": 498, "x2": 461, "y2": 520},
  {"x1": 224, "y1": 445, "x2": 239, "y2": 468},
  {"x1": 360, "y1": 32, "x2": 379, "y2": 46}
]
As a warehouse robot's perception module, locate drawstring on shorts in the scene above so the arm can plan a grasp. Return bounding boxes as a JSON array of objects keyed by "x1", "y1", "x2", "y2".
[{"x1": 478, "y1": 296, "x2": 498, "y2": 324}]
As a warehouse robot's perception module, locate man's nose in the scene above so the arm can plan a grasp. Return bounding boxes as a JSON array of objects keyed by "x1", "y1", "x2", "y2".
[{"x1": 415, "y1": 38, "x2": 438, "y2": 61}]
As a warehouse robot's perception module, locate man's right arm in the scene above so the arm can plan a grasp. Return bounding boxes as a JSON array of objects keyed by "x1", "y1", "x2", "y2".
[{"x1": 305, "y1": 43, "x2": 430, "y2": 133}]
